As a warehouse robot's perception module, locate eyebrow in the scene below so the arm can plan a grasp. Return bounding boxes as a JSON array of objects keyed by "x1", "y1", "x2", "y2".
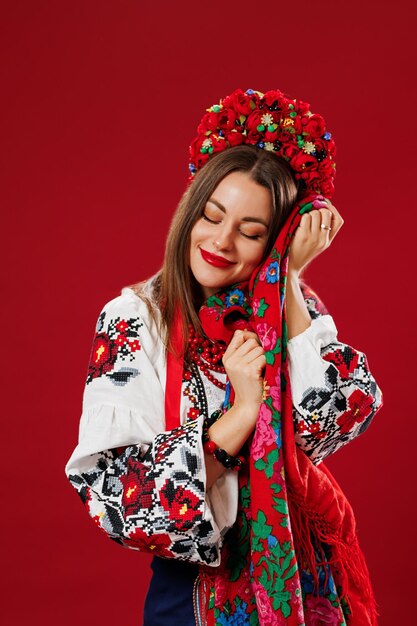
[{"x1": 207, "y1": 197, "x2": 270, "y2": 228}]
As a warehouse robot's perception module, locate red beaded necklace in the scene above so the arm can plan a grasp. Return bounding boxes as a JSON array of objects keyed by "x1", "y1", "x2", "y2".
[{"x1": 187, "y1": 324, "x2": 227, "y2": 390}]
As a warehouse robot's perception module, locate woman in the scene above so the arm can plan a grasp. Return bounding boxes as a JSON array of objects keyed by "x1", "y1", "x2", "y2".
[{"x1": 65, "y1": 88, "x2": 383, "y2": 625}]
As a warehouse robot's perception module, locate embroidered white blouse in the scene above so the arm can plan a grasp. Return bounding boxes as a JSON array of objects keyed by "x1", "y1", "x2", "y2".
[{"x1": 65, "y1": 281, "x2": 383, "y2": 567}]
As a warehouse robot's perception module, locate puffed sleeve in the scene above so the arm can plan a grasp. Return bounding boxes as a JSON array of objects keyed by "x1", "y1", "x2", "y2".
[
  {"x1": 286, "y1": 281, "x2": 383, "y2": 465},
  {"x1": 64, "y1": 288, "x2": 224, "y2": 566}
]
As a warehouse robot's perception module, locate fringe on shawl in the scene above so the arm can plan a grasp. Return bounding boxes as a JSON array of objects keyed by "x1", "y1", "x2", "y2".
[{"x1": 287, "y1": 487, "x2": 379, "y2": 625}]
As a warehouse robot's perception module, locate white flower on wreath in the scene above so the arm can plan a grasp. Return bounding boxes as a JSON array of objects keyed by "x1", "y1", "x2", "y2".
[
  {"x1": 303, "y1": 141, "x2": 316, "y2": 154},
  {"x1": 260, "y1": 113, "x2": 274, "y2": 126}
]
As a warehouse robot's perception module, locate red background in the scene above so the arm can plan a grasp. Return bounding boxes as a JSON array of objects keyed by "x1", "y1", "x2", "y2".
[{"x1": 2, "y1": 1, "x2": 415, "y2": 624}]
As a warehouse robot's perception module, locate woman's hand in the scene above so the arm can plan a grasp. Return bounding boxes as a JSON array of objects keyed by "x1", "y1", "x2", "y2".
[
  {"x1": 204, "y1": 330, "x2": 265, "y2": 487},
  {"x1": 288, "y1": 198, "x2": 344, "y2": 275},
  {"x1": 222, "y1": 329, "x2": 266, "y2": 416}
]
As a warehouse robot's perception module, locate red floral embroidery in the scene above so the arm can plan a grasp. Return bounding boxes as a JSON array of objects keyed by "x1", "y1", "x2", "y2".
[
  {"x1": 323, "y1": 346, "x2": 359, "y2": 379},
  {"x1": 123, "y1": 527, "x2": 174, "y2": 557},
  {"x1": 120, "y1": 458, "x2": 156, "y2": 516},
  {"x1": 86, "y1": 314, "x2": 142, "y2": 384},
  {"x1": 160, "y1": 479, "x2": 202, "y2": 530},
  {"x1": 337, "y1": 389, "x2": 374, "y2": 434},
  {"x1": 116, "y1": 320, "x2": 129, "y2": 332},
  {"x1": 88, "y1": 333, "x2": 118, "y2": 381}
]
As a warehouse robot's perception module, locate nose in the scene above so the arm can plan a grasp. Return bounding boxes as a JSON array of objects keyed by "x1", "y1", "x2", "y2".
[{"x1": 213, "y1": 226, "x2": 234, "y2": 251}]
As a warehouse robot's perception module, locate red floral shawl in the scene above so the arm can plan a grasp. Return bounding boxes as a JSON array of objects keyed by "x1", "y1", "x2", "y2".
[{"x1": 166, "y1": 193, "x2": 378, "y2": 625}]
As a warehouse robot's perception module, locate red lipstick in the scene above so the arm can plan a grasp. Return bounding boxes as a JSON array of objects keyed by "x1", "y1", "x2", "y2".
[{"x1": 200, "y1": 248, "x2": 236, "y2": 268}]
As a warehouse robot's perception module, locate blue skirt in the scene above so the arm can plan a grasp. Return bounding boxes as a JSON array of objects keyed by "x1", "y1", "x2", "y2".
[{"x1": 143, "y1": 556, "x2": 199, "y2": 625}]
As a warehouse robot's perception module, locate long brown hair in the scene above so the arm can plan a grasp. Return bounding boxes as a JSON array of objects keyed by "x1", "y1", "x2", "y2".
[{"x1": 132, "y1": 145, "x2": 300, "y2": 355}]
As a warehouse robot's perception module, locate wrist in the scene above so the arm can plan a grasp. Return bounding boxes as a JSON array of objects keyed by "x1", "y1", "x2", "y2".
[
  {"x1": 232, "y1": 399, "x2": 262, "y2": 418},
  {"x1": 287, "y1": 264, "x2": 301, "y2": 280}
]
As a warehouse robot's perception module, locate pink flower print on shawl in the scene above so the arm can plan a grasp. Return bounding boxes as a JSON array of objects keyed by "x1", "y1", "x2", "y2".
[
  {"x1": 252, "y1": 581, "x2": 280, "y2": 625},
  {"x1": 269, "y1": 369, "x2": 282, "y2": 412},
  {"x1": 304, "y1": 594, "x2": 342, "y2": 625},
  {"x1": 256, "y1": 322, "x2": 278, "y2": 352},
  {"x1": 251, "y1": 403, "x2": 276, "y2": 461}
]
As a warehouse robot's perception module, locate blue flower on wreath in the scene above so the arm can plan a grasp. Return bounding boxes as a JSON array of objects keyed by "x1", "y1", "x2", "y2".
[
  {"x1": 266, "y1": 261, "x2": 279, "y2": 284},
  {"x1": 218, "y1": 602, "x2": 248, "y2": 625},
  {"x1": 225, "y1": 288, "x2": 245, "y2": 308},
  {"x1": 267, "y1": 534, "x2": 278, "y2": 549}
]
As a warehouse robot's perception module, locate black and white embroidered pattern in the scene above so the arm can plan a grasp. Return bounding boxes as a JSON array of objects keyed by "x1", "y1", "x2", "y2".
[
  {"x1": 68, "y1": 419, "x2": 220, "y2": 565},
  {"x1": 292, "y1": 285, "x2": 383, "y2": 465}
]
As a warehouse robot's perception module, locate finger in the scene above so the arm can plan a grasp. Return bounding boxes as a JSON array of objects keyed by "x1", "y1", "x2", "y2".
[
  {"x1": 318, "y1": 199, "x2": 344, "y2": 231},
  {"x1": 252, "y1": 353, "x2": 267, "y2": 374},
  {"x1": 240, "y1": 330, "x2": 262, "y2": 345},
  {"x1": 223, "y1": 330, "x2": 246, "y2": 357},
  {"x1": 318, "y1": 208, "x2": 333, "y2": 241},
  {"x1": 310, "y1": 209, "x2": 329, "y2": 235},
  {"x1": 297, "y1": 213, "x2": 311, "y2": 230},
  {"x1": 234, "y1": 338, "x2": 263, "y2": 358},
  {"x1": 244, "y1": 345, "x2": 267, "y2": 364}
]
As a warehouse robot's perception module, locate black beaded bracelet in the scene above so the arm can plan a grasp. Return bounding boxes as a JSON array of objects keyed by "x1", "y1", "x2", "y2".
[{"x1": 202, "y1": 410, "x2": 245, "y2": 472}]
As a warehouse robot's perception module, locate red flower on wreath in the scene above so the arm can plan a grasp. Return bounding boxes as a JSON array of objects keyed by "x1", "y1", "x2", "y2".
[
  {"x1": 160, "y1": 479, "x2": 202, "y2": 531},
  {"x1": 120, "y1": 458, "x2": 156, "y2": 516},
  {"x1": 222, "y1": 88, "x2": 257, "y2": 116},
  {"x1": 337, "y1": 389, "x2": 374, "y2": 434},
  {"x1": 123, "y1": 527, "x2": 174, "y2": 557},
  {"x1": 87, "y1": 332, "x2": 118, "y2": 381},
  {"x1": 188, "y1": 88, "x2": 337, "y2": 198}
]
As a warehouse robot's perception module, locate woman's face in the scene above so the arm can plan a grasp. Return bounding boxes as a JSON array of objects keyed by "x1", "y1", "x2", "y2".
[{"x1": 189, "y1": 171, "x2": 273, "y2": 298}]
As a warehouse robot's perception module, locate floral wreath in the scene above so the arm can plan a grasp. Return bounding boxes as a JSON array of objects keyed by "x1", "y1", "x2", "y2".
[{"x1": 188, "y1": 87, "x2": 336, "y2": 197}]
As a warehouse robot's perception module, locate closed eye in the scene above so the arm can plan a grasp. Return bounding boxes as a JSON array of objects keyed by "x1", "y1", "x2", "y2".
[
  {"x1": 202, "y1": 214, "x2": 220, "y2": 224},
  {"x1": 241, "y1": 232, "x2": 261, "y2": 240}
]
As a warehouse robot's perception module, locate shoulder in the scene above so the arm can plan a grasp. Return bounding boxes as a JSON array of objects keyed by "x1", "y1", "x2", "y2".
[
  {"x1": 93, "y1": 277, "x2": 163, "y2": 358},
  {"x1": 98, "y1": 277, "x2": 159, "y2": 326}
]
